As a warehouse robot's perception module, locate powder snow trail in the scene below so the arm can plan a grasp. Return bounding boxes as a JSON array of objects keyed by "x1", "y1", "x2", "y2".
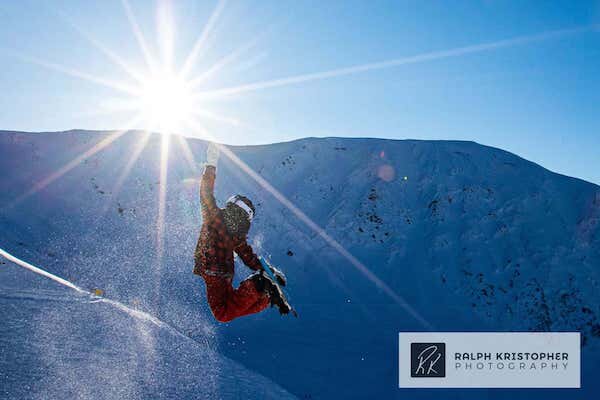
[
  {"x1": 0, "y1": 248, "x2": 85, "y2": 293},
  {"x1": 0, "y1": 247, "x2": 194, "y2": 341},
  {"x1": 0, "y1": 247, "x2": 296, "y2": 399}
]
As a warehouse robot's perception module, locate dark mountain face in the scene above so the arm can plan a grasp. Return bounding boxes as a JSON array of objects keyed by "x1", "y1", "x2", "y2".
[{"x1": 1, "y1": 130, "x2": 599, "y2": 399}]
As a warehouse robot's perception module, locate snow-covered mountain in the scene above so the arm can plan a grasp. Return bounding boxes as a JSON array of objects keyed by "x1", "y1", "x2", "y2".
[{"x1": 1, "y1": 130, "x2": 599, "y2": 399}]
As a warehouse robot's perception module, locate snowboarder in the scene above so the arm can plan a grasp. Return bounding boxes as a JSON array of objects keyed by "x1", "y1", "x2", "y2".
[{"x1": 194, "y1": 143, "x2": 292, "y2": 322}]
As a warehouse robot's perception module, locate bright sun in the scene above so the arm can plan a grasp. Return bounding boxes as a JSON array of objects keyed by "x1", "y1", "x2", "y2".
[{"x1": 137, "y1": 72, "x2": 194, "y2": 134}]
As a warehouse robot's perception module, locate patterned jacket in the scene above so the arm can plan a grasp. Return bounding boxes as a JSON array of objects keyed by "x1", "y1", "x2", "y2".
[{"x1": 194, "y1": 165, "x2": 262, "y2": 279}]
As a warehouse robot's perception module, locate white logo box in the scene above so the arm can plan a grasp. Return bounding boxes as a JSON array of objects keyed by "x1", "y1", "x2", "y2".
[{"x1": 399, "y1": 332, "x2": 580, "y2": 388}]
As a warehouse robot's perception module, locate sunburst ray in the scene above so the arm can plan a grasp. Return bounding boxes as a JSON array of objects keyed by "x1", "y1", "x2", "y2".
[
  {"x1": 180, "y1": 0, "x2": 228, "y2": 79},
  {"x1": 154, "y1": 133, "x2": 171, "y2": 309},
  {"x1": 100, "y1": 131, "x2": 152, "y2": 216},
  {"x1": 10, "y1": 116, "x2": 142, "y2": 208},
  {"x1": 58, "y1": 11, "x2": 146, "y2": 83},
  {"x1": 197, "y1": 25, "x2": 592, "y2": 99},
  {"x1": 17, "y1": 54, "x2": 140, "y2": 96},
  {"x1": 121, "y1": 0, "x2": 158, "y2": 74},
  {"x1": 156, "y1": 0, "x2": 175, "y2": 72},
  {"x1": 176, "y1": 135, "x2": 199, "y2": 173},
  {"x1": 187, "y1": 35, "x2": 261, "y2": 88}
]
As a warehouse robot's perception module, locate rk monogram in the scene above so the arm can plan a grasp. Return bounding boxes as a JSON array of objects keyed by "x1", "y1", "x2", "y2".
[{"x1": 411, "y1": 343, "x2": 446, "y2": 378}]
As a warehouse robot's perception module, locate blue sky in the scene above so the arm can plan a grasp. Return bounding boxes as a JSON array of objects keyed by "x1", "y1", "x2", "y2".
[{"x1": 0, "y1": 0, "x2": 599, "y2": 184}]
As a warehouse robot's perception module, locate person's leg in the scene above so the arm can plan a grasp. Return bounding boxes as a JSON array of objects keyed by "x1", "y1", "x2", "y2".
[{"x1": 202, "y1": 274, "x2": 270, "y2": 322}]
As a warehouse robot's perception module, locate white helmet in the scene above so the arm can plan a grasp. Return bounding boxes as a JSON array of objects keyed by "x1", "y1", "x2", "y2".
[{"x1": 226, "y1": 195, "x2": 255, "y2": 221}]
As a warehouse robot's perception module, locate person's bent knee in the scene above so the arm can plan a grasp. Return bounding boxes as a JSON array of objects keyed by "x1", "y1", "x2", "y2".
[
  {"x1": 215, "y1": 314, "x2": 234, "y2": 323},
  {"x1": 212, "y1": 307, "x2": 235, "y2": 323}
]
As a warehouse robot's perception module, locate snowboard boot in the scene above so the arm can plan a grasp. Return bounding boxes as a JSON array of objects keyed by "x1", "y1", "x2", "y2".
[{"x1": 250, "y1": 271, "x2": 294, "y2": 316}]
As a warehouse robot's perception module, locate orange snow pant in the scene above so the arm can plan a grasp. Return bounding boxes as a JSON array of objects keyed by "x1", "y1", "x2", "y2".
[{"x1": 201, "y1": 274, "x2": 270, "y2": 323}]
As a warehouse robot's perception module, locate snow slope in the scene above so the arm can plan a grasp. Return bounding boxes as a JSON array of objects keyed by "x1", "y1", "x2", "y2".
[
  {"x1": 0, "y1": 250, "x2": 295, "y2": 399},
  {"x1": 1, "y1": 130, "x2": 599, "y2": 399}
]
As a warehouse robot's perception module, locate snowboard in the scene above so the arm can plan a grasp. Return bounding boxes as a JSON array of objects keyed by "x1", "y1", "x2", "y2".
[{"x1": 259, "y1": 257, "x2": 298, "y2": 317}]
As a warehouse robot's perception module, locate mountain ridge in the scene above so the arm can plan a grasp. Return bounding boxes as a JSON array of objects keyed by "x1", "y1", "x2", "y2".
[{"x1": 1, "y1": 129, "x2": 596, "y2": 188}]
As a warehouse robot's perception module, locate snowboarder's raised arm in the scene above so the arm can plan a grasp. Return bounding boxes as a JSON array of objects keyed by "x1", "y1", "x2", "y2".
[
  {"x1": 200, "y1": 165, "x2": 218, "y2": 217},
  {"x1": 200, "y1": 143, "x2": 221, "y2": 217},
  {"x1": 234, "y1": 240, "x2": 262, "y2": 271}
]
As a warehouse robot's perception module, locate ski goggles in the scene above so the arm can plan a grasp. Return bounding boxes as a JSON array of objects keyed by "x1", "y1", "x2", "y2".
[{"x1": 227, "y1": 195, "x2": 254, "y2": 221}]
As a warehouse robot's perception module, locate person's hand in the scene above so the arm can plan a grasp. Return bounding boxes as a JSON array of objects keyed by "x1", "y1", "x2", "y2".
[{"x1": 206, "y1": 142, "x2": 220, "y2": 166}]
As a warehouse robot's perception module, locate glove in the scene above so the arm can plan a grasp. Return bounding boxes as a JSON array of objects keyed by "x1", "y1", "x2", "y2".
[{"x1": 206, "y1": 142, "x2": 220, "y2": 166}]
